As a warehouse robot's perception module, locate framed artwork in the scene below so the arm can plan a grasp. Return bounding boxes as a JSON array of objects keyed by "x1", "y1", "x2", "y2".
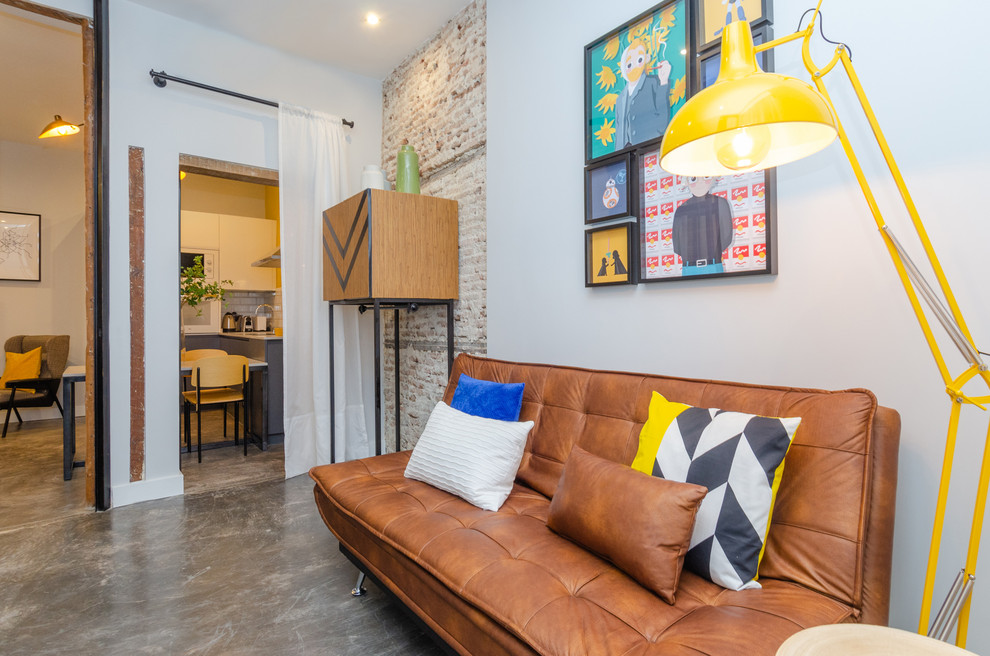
[
  {"x1": 697, "y1": 24, "x2": 773, "y2": 90},
  {"x1": 585, "y1": 0, "x2": 688, "y2": 163},
  {"x1": 696, "y1": 0, "x2": 771, "y2": 50},
  {"x1": 586, "y1": 153, "x2": 635, "y2": 224},
  {"x1": 0, "y1": 211, "x2": 41, "y2": 281},
  {"x1": 637, "y1": 146, "x2": 776, "y2": 283},
  {"x1": 586, "y1": 222, "x2": 637, "y2": 287}
]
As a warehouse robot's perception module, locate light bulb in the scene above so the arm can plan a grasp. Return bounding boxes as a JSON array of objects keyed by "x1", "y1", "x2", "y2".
[
  {"x1": 715, "y1": 125, "x2": 771, "y2": 170},
  {"x1": 366, "y1": 12, "x2": 380, "y2": 25}
]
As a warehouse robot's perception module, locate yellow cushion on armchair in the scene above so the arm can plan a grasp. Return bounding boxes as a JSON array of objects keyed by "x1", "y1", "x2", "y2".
[{"x1": 0, "y1": 347, "x2": 42, "y2": 394}]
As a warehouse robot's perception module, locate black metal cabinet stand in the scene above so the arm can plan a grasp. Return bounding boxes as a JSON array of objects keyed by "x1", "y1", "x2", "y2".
[{"x1": 328, "y1": 298, "x2": 455, "y2": 461}]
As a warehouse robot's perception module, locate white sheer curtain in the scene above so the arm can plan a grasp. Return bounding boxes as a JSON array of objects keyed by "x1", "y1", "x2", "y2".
[{"x1": 279, "y1": 102, "x2": 369, "y2": 477}]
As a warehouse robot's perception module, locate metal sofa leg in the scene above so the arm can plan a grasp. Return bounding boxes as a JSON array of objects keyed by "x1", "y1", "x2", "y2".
[
  {"x1": 13, "y1": 407, "x2": 23, "y2": 423},
  {"x1": 351, "y1": 571, "x2": 367, "y2": 597}
]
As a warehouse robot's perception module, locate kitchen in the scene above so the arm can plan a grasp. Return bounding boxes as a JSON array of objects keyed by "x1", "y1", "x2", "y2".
[{"x1": 179, "y1": 169, "x2": 284, "y2": 481}]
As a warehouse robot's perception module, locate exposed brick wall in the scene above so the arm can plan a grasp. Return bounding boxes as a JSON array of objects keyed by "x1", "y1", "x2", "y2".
[{"x1": 381, "y1": 0, "x2": 487, "y2": 451}]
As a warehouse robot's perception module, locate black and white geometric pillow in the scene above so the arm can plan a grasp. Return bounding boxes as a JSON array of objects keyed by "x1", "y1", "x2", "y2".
[{"x1": 633, "y1": 392, "x2": 800, "y2": 590}]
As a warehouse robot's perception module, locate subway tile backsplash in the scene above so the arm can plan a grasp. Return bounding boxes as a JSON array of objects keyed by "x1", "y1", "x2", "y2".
[{"x1": 223, "y1": 290, "x2": 281, "y2": 330}]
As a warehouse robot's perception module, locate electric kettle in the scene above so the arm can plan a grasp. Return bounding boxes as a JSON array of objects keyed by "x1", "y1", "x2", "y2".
[{"x1": 222, "y1": 312, "x2": 238, "y2": 332}]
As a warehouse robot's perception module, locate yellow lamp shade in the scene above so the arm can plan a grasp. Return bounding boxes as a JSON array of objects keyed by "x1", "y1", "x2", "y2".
[
  {"x1": 38, "y1": 115, "x2": 81, "y2": 139},
  {"x1": 660, "y1": 20, "x2": 838, "y2": 176}
]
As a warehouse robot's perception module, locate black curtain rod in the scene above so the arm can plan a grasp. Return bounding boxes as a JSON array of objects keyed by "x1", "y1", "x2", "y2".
[{"x1": 148, "y1": 69, "x2": 355, "y2": 128}]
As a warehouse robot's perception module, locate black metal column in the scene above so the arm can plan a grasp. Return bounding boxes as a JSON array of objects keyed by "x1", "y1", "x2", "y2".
[
  {"x1": 393, "y1": 308, "x2": 400, "y2": 453},
  {"x1": 373, "y1": 300, "x2": 382, "y2": 456},
  {"x1": 328, "y1": 303, "x2": 335, "y2": 463},
  {"x1": 446, "y1": 300, "x2": 455, "y2": 376},
  {"x1": 94, "y1": 0, "x2": 111, "y2": 510}
]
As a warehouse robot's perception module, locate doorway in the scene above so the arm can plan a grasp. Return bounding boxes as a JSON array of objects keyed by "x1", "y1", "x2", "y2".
[
  {"x1": 0, "y1": 0, "x2": 101, "y2": 524},
  {"x1": 178, "y1": 155, "x2": 285, "y2": 493}
]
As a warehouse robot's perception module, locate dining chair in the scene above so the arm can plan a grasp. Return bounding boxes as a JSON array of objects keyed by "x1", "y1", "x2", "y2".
[
  {"x1": 181, "y1": 354, "x2": 249, "y2": 462},
  {"x1": 180, "y1": 348, "x2": 228, "y2": 393}
]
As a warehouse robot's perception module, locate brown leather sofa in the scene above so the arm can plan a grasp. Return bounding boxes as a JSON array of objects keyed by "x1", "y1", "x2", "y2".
[{"x1": 310, "y1": 354, "x2": 900, "y2": 655}]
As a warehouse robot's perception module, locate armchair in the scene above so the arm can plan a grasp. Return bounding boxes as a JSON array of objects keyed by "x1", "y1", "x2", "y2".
[{"x1": 1, "y1": 335, "x2": 70, "y2": 438}]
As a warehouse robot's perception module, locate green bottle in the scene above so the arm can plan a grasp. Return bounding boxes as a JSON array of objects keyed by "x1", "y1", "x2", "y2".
[{"x1": 396, "y1": 145, "x2": 420, "y2": 194}]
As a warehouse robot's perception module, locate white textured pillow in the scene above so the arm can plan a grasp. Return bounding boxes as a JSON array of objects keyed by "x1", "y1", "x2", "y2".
[{"x1": 404, "y1": 401, "x2": 534, "y2": 511}]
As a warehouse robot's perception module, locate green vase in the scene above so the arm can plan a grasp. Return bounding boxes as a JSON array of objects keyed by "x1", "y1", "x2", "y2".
[{"x1": 396, "y1": 145, "x2": 420, "y2": 194}]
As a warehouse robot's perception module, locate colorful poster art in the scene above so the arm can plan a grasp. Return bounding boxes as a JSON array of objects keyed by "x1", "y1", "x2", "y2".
[
  {"x1": 699, "y1": 0, "x2": 765, "y2": 47},
  {"x1": 586, "y1": 0, "x2": 687, "y2": 162},
  {"x1": 587, "y1": 222, "x2": 635, "y2": 286},
  {"x1": 637, "y1": 147, "x2": 773, "y2": 282},
  {"x1": 585, "y1": 154, "x2": 633, "y2": 224}
]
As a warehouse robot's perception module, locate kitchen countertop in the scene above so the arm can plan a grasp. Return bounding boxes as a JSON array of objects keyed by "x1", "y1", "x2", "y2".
[{"x1": 218, "y1": 331, "x2": 283, "y2": 341}]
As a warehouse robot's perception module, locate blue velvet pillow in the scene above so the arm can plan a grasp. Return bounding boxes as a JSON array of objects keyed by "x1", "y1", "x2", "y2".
[{"x1": 450, "y1": 374, "x2": 525, "y2": 422}]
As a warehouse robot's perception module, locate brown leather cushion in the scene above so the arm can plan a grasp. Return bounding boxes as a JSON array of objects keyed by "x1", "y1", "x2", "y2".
[{"x1": 547, "y1": 446, "x2": 706, "y2": 603}]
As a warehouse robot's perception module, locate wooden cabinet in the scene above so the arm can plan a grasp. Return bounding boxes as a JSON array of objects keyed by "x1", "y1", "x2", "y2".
[
  {"x1": 181, "y1": 212, "x2": 277, "y2": 291},
  {"x1": 180, "y1": 211, "x2": 219, "y2": 249},
  {"x1": 218, "y1": 216, "x2": 276, "y2": 291},
  {"x1": 322, "y1": 189, "x2": 458, "y2": 301}
]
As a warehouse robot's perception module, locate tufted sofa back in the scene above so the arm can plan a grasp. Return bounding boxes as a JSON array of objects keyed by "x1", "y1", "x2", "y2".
[{"x1": 441, "y1": 353, "x2": 900, "y2": 624}]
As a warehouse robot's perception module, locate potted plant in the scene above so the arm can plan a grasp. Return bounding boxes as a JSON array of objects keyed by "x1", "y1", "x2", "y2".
[{"x1": 179, "y1": 255, "x2": 231, "y2": 350}]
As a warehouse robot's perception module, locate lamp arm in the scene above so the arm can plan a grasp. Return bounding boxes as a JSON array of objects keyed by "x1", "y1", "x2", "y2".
[
  {"x1": 834, "y1": 49, "x2": 980, "y2": 349},
  {"x1": 807, "y1": 43, "x2": 990, "y2": 649},
  {"x1": 805, "y1": 67, "x2": 955, "y2": 384}
]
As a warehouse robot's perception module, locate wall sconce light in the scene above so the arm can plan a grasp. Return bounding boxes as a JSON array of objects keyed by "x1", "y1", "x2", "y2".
[{"x1": 38, "y1": 115, "x2": 82, "y2": 139}]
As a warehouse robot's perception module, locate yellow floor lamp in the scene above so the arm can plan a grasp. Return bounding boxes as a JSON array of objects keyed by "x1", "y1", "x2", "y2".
[{"x1": 658, "y1": 3, "x2": 989, "y2": 648}]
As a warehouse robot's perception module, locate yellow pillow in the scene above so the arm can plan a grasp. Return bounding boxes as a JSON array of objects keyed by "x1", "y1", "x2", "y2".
[
  {"x1": 0, "y1": 347, "x2": 42, "y2": 395},
  {"x1": 632, "y1": 391, "x2": 800, "y2": 591}
]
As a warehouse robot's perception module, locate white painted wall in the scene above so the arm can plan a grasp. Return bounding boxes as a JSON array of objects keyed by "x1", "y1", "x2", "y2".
[
  {"x1": 0, "y1": 140, "x2": 86, "y2": 418},
  {"x1": 488, "y1": 0, "x2": 990, "y2": 650},
  {"x1": 108, "y1": 0, "x2": 383, "y2": 505}
]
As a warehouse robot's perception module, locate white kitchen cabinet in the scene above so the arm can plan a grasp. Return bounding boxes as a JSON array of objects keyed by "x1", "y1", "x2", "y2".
[
  {"x1": 180, "y1": 211, "x2": 220, "y2": 250},
  {"x1": 218, "y1": 215, "x2": 276, "y2": 290}
]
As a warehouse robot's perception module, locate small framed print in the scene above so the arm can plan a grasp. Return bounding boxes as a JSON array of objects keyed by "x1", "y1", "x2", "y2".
[
  {"x1": 586, "y1": 222, "x2": 637, "y2": 287},
  {"x1": 586, "y1": 153, "x2": 635, "y2": 224},
  {"x1": 637, "y1": 145, "x2": 776, "y2": 283},
  {"x1": 696, "y1": 0, "x2": 771, "y2": 50},
  {"x1": 0, "y1": 211, "x2": 41, "y2": 282}
]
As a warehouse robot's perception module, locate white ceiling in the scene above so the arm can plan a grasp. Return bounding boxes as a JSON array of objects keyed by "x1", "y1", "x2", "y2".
[
  {"x1": 126, "y1": 0, "x2": 474, "y2": 80},
  {"x1": 0, "y1": 0, "x2": 471, "y2": 153},
  {"x1": 0, "y1": 4, "x2": 85, "y2": 151}
]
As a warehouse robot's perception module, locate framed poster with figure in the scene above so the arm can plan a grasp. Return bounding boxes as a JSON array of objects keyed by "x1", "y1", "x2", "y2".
[
  {"x1": 696, "y1": 0, "x2": 771, "y2": 50},
  {"x1": 586, "y1": 222, "x2": 636, "y2": 287},
  {"x1": 586, "y1": 153, "x2": 635, "y2": 224},
  {"x1": 637, "y1": 145, "x2": 776, "y2": 283},
  {"x1": 585, "y1": 0, "x2": 688, "y2": 163},
  {"x1": 0, "y1": 211, "x2": 41, "y2": 282}
]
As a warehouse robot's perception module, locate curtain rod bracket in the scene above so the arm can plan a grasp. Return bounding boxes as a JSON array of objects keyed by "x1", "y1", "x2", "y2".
[{"x1": 148, "y1": 69, "x2": 355, "y2": 128}]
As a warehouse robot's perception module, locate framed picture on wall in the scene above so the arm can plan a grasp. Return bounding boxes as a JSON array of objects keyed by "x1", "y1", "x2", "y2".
[
  {"x1": 637, "y1": 146, "x2": 776, "y2": 283},
  {"x1": 0, "y1": 211, "x2": 41, "y2": 282},
  {"x1": 585, "y1": 0, "x2": 688, "y2": 163},
  {"x1": 586, "y1": 222, "x2": 637, "y2": 287},
  {"x1": 696, "y1": 0, "x2": 771, "y2": 50},
  {"x1": 585, "y1": 153, "x2": 635, "y2": 224}
]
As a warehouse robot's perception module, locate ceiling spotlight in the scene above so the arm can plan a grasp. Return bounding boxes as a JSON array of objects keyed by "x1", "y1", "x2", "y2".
[
  {"x1": 366, "y1": 12, "x2": 380, "y2": 25},
  {"x1": 39, "y1": 115, "x2": 82, "y2": 139}
]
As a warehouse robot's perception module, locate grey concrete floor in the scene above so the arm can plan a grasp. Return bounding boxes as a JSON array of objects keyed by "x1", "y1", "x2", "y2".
[{"x1": 1, "y1": 419, "x2": 447, "y2": 655}]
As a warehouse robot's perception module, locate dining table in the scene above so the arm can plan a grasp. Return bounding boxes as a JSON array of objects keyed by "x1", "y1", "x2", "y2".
[{"x1": 58, "y1": 359, "x2": 271, "y2": 480}]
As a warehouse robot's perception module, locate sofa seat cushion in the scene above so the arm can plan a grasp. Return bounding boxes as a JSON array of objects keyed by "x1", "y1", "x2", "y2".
[{"x1": 311, "y1": 451, "x2": 857, "y2": 655}]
